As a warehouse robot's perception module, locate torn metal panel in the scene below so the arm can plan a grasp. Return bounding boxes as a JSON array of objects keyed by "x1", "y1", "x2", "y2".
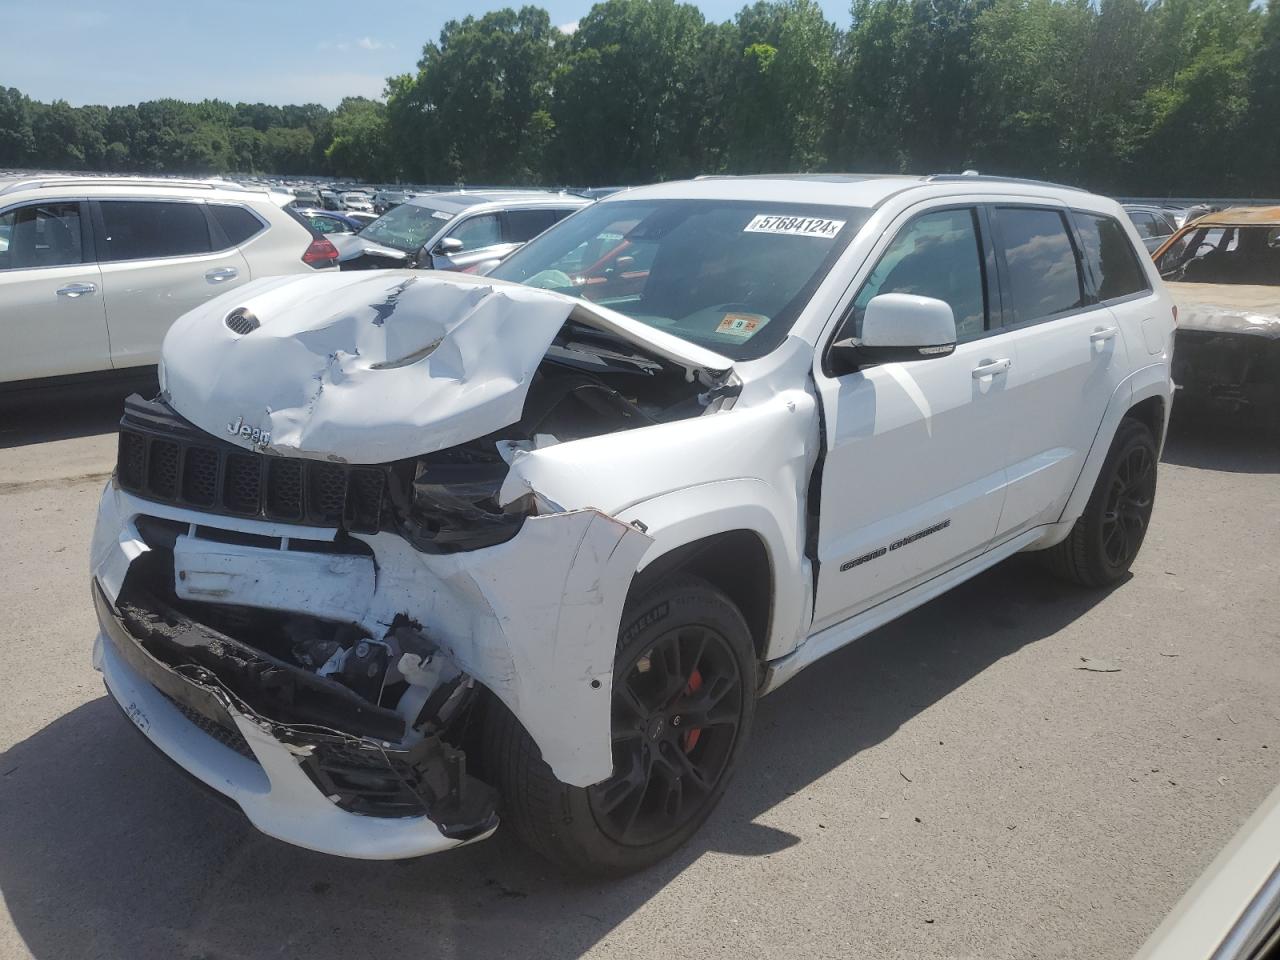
[
  {"x1": 173, "y1": 535, "x2": 375, "y2": 624},
  {"x1": 160, "y1": 271, "x2": 733, "y2": 465},
  {"x1": 360, "y1": 510, "x2": 653, "y2": 786}
]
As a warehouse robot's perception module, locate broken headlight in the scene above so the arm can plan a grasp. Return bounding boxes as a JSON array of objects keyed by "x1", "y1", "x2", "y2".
[{"x1": 393, "y1": 456, "x2": 535, "y2": 553}]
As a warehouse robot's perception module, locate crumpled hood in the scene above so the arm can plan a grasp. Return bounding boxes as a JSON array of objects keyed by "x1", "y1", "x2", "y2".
[
  {"x1": 1167, "y1": 282, "x2": 1280, "y2": 340},
  {"x1": 161, "y1": 270, "x2": 732, "y2": 464}
]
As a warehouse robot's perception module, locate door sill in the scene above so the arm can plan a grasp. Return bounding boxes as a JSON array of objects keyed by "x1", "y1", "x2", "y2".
[{"x1": 761, "y1": 527, "x2": 1046, "y2": 694}]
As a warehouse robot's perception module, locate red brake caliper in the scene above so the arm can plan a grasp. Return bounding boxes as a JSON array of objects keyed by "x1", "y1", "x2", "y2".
[{"x1": 682, "y1": 668, "x2": 704, "y2": 753}]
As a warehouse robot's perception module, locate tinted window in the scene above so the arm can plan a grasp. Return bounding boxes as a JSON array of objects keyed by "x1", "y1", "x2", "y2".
[
  {"x1": 306, "y1": 213, "x2": 349, "y2": 235},
  {"x1": 504, "y1": 208, "x2": 559, "y2": 243},
  {"x1": 1128, "y1": 212, "x2": 1159, "y2": 238},
  {"x1": 97, "y1": 201, "x2": 212, "y2": 261},
  {"x1": 447, "y1": 213, "x2": 501, "y2": 251},
  {"x1": 0, "y1": 202, "x2": 83, "y2": 269},
  {"x1": 994, "y1": 208, "x2": 1085, "y2": 323},
  {"x1": 1075, "y1": 214, "x2": 1149, "y2": 301},
  {"x1": 852, "y1": 208, "x2": 987, "y2": 342},
  {"x1": 209, "y1": 204, "x2": 264, "y2": 246}
]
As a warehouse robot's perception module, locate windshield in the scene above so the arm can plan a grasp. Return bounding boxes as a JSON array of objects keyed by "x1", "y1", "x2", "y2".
[
  {"x1": 1158, "y1": 225, "x2": 1280, "y2": 285},
  {"x1": 489, "y1": 199, "x2": 866, "y2": 360},
  {"x1": 358, "y1": 202, "x2": 455, "y2": 253}
]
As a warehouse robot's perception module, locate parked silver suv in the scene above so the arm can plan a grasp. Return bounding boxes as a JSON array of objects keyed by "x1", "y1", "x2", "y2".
[{"x1": 335, "y1": 190, "x2": 589, "y2": 273}]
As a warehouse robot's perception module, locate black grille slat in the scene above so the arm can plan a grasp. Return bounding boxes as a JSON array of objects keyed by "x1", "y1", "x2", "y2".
[
  {"x1": 224, "y1": 453, "x2": 263, "y2": 514},
  {"x1": 118, "y1": 432, "x2": 147, "y2": 490},
  {"x1": 117, "y1": 408, "x2": 389, "y2": 535},
  {"x1": 182, "y1": 447, "x2": 219, "y2": 506},
  {"x1": 147, "y1": 439, "x2": 180, "y2": 498},
  {"x1": 348, "y1": 469, "x2": 385, "y2": 534},
  {"x1": 307, "y1": 463, "x2": 348, "y2": 525},
  {"x1": 266, "y1": 459, "x2": 304, "y2": 520}
]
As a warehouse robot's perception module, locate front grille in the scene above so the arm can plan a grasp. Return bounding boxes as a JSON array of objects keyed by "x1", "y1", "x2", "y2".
[
  {"x1": 160, "y1": 691, "x2": 258, "y2": 764},
  {"x1": 116, "y1": 397, "x2": 387, "y2": 534}
]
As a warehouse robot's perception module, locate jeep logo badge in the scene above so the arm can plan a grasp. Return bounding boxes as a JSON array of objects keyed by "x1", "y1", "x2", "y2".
[{"x1": 226, "y1": 416, "x2": 271, "y2": 448}]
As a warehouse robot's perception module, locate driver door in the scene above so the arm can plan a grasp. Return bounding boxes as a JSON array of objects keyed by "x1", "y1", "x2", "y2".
[
  {"x1": 810, "y1": 205, "x2": 1018, "y2": 632},
  {"x1": 429, "y1": 212, "x2": 517, "y2": 271}
]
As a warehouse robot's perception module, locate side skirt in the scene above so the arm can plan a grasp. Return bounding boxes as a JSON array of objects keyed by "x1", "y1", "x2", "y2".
[{"x1": 760, "y1": 526, "x2": 1046, "y2": 694}]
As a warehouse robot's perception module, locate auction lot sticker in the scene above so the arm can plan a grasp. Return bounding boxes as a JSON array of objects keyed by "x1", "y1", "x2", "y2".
[{"x1": 743, "y1": 214, "x2": 846, "y2": 238}]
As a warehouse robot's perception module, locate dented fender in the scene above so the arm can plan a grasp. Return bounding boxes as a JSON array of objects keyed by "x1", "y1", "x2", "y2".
[{"x1": 353, "y1": 511, "x2": 652, "y2": 786}]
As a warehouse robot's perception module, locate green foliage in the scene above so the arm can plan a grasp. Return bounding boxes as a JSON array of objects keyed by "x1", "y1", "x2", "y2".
[{"x1": 1, "y1": 0, "x2": 1277, "y2": 193}]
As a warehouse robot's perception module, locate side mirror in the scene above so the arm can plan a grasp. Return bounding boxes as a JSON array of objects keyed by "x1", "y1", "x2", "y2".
[
  {"x1": 434, "y1": 236, "x2": 464, "y2": 256},
  {"x1": 829, "y1": 293, "x2": 958, "y2": 375}
]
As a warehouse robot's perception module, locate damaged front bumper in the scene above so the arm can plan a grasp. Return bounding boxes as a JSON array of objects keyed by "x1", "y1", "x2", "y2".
[
  {"x1": 90, "y1": 474, "x2": 652, "y2": 858},
  {"x1": 92, "y1": 583, "x2": 494, "y2": 858}
]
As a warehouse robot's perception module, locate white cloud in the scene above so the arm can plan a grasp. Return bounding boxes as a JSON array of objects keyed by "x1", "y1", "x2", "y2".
[
  {"x1": 317, "y1": 37, "x2": 394, "y2": 53},
  {"x1": 557, "y1": 20, "x2": 579, "y2": 34}
]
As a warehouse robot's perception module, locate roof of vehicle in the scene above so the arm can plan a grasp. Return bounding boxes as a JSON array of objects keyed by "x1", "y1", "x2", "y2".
[
  {"x1": 607, "y1": 172, "x2": 1099, "y2": 209},
  {"x1": 407, "y1": 190, "x2": 590, "y2": 214},
  {"x1": 0, "y1": 174, "x2": 290, "y2": 205},
  {"x1": 1184, "y1": 205, "x2": 1280, "y2": 228}
]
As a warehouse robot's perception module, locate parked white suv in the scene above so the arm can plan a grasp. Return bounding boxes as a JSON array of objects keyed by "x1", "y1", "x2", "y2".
[
  {"x1": 0, "y1": 176, "x2": 337, "y2": 389},
  {"x1": 88, "y1": 174, "x2": 1174, "y2": 875}
]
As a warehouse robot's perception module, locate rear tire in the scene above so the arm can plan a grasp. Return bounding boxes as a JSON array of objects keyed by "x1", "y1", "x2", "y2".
[
  {"x1": 1042, "y1": 417, "x2": 1158, "y2": 587},
  {"x1": 483, "y1": 575, "x2": 756, "y2": 876}
]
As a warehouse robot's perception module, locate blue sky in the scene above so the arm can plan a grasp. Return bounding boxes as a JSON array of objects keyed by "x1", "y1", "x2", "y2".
[{"x1": 4, "y1": 0, "x2": 850, "y2": 108}]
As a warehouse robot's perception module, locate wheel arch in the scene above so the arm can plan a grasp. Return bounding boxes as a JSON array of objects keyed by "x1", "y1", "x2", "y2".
[
  {"x1": 1056, "y1": 365, "x2": 1171, "y2": 531},
  {"x1": 615, "y1": 480, "x2": 807, "y2": 666}
]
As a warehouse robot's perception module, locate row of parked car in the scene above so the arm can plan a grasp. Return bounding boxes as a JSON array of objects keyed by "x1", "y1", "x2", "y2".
[{"x1": 0, "y1": 175, "x2": 591, "y2": 387}]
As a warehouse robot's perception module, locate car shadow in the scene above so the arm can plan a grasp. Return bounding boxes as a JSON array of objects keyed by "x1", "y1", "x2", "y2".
[
  {"x1": 1162, "y1": 401, "x2": 1280, "y2": 474},
  {"x1": 0, "y1": 374, "x2": 154, "y2": 450},
  {"x1": 0, "y1": 559, "x2": 1110, "y2": 960}
]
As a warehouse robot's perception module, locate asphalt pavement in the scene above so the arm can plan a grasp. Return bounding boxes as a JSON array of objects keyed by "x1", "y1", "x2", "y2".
[{"x1": 0, "y1": 386, "x2": 1276, "y2": 960}]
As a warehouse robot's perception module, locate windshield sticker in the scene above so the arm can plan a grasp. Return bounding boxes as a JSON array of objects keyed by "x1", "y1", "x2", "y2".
[
  {"x1": 431, "y1": 211, "x2": 453, "y2": 220},
  {"x1": 743, "y1": 214, "x2": 846, "y2": 239},
  {"x1": 715, "y1": 313, "x2": 770, "y2": 338}
]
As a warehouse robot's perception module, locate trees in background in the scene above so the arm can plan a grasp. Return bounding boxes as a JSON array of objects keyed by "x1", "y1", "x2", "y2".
[{"x1": 1, "y1": 0, "x2": 1277, "y2": 194}]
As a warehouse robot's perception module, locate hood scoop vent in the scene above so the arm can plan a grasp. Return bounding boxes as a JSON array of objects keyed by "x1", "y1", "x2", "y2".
[{"x1": 225, "y1": 309, "x2": 259, "y2": 336}]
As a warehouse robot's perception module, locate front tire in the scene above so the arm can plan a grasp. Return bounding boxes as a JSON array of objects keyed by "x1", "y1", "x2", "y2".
[
  {"x1": 483, "y1": 575, "x2": 756, "y2": 876},
  {"x1": 1042, "y1": 417, "x2": 1158, "y2": 587}
]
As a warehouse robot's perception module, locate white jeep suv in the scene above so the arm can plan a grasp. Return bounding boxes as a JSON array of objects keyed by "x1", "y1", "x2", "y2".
[
  {"x1": 88, "y1": 174, "x2": 1174, "y2": 875},
  {"x1": 0, "y1": 176, "x2": 337, "y2": 390}
]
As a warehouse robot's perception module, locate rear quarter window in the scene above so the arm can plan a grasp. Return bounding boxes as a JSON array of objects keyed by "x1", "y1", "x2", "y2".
[
  {"x1": 1074, "y1": 213, "x2": 1150, "y2": 301},
  {"x1": 209, "y1": 204, "x2": 265, "y2": 246}
]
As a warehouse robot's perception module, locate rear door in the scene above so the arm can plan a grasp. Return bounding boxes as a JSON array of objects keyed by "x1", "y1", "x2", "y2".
[
  {"x1": 987, "y1": 204, "x2": 1130, "y2": 538},
  {"x1": 0, "y1": 199, "x2": 110, "y2": 383},
  {"x1": 811, "y1": 204, "x2": 1018, "y2": 631},
  {"x1": 92, "y1": 199, "x2": 251, "y2": 371}
]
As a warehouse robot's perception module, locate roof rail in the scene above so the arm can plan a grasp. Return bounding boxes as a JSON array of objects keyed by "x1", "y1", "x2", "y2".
[
  {"x1": 0, "y1": 176, "x2": 267, "y2": 197},
  {"x1": 925, "y1": 172, "x2": 1089, "y2": 193}
]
